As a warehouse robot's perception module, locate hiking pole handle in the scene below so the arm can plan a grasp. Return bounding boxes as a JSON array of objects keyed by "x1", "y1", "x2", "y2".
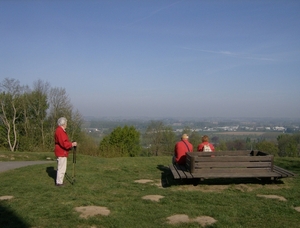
[
  {"x1": 73, "y1": 147, "x2": 76, "y2": 164},
  {"x1": 72, "y1": 141, "x2": 77, "y2": 164}
]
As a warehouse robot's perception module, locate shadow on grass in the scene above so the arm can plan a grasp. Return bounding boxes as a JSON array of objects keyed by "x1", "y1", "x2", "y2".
[
  {"x1": 192, "y1": 177, "x2": 284, "y2": 186},
  {"x1": 46, "y1": 167, "x2": 75, "y2": 185},
  {"x1": 46, "y1": 166, "x2": 56, "y2": 184},
  {"x1": 0, "y1": 204, "x2": 30, "y2": 228},
  {"x1": 156, "y1": 164, "x2": 284, "y2": 187},
  {"x1": 65, "y1": 173, "x2": 75, "y2": 185},
  {"x1": 156, "y1": 164, "x2": 176, "y2": 188}
]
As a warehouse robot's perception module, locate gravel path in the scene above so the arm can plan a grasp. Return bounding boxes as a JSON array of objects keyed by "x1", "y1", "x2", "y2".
[{"x1": 0, "y1": 161, "x2": 55, "y2": 173}]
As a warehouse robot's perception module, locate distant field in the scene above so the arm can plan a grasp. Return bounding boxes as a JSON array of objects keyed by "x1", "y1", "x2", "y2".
[{"x1": 216, "y1": 131, "x2": 266, "y2": 136}]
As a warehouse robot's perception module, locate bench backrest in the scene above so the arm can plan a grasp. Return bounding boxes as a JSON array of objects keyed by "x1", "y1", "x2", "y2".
[{"x1": 186, "y1": 151, "x2": 274, "y2": 173}]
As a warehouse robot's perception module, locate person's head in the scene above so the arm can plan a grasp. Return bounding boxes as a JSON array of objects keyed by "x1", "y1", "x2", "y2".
[
  {"x1": 202, "y1": 135, "x2": 209, "y2": 142},
  {"x1": 181, "y1": 134, "x2": 189, "y2": 140},
  {"x1": 57, "y1": 117, "x2": 67, "y2": 129}
]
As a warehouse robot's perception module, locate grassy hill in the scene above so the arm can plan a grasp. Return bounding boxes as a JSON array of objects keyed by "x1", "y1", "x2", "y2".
[{"x1": 0, "y1": 151, "x2": 300, "y2": 228}]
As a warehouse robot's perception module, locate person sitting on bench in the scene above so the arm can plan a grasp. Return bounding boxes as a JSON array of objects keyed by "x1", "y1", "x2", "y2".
[
  {"x1": 197, "y1": 135, "x2": 214, "y2": 152},
  {"x1": 173, "y1": 134, "x2": 193, "y2": 165}
]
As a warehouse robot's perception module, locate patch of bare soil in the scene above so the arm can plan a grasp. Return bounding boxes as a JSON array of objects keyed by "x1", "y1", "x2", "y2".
[
  {"x1": 294, "y1": 207, "x2": 300, "y2": 212},
  {"x1": 256, "y1": 194, "x2": 287, "y2": 201},
  {"x1": 74, "y1": 206, "x2": 110, "y2": 219},
  {"x1": 134, "y1": 179, "x2": 153, "y2": 184},
  {"x1": 167, "y1": 214, "x2": 217, "y2": 226},
  {"x1": 0, "y1": 196, "x2": 14, "y2": 200},
  {"x1": 142, "y1": 195, "x2": 164, "y2": 202}
]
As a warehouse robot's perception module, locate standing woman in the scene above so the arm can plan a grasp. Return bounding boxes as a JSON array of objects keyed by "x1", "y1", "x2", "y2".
[{"x1": 54, "y1": 117, "x2": 77, "y2": 186}]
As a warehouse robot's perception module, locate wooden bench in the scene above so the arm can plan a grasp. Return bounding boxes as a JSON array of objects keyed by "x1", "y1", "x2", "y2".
[{"x1": 169, "y1": 150, "x2": 295, "y2": 182}]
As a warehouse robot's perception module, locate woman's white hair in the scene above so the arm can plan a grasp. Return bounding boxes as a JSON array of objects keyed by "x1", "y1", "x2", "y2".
[{"x1": 57, "y1": 117, "x2": 67, "y2": 126}]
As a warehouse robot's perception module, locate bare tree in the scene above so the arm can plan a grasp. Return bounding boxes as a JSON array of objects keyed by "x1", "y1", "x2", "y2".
[
  {"x1": 46, "y1": 87, "x2": 83, "y2": 148},
  {"x1": 48, "y1": 87, "x2": 72, "y2": 127},
  {"x1": 21, "y1": 80, "x2": 50, "y2": 150},
  {"x1": 0, "y1": 78, "x2": 24, "y2": 151},
  {"x1": 144, "y1": 121, "x2": 164, "y2": 156},
  {"x1": 32, "y1": 80, "x2": 50, "y2": 147}
]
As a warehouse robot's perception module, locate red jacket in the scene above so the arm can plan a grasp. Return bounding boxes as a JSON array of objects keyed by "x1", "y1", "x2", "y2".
[
  {"x1": 174, "y1": 140, "x2": 193, "y2": 165},
  {"x1": 54, "y1": 126, "x2": 73, "y2": 157},
  {"x1": 197, "y1": 142, "x2": 215, "y2": 152}
]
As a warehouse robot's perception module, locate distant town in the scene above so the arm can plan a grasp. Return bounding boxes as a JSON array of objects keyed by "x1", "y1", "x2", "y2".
[{"x1": 83, "y1": 116, "x2": 300, "y2": 135}]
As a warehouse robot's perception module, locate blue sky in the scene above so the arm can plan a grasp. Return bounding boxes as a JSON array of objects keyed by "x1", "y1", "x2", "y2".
[{"x1": 1, "y1": 0, "x2": 300, "y2": 119}]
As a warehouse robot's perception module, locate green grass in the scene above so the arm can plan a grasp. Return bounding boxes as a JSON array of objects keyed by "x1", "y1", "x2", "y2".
[{"x1": 0, "y1": 151, "x2": 300, "y2": 228}]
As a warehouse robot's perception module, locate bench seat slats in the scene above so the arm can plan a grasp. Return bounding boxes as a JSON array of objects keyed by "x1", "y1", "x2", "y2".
[
  {"x1": 169, "y1": 163, "x2": 181, "y2": 179},
  {"x1": 273, "y1": 165, "x2": 296, "y2": 177}
]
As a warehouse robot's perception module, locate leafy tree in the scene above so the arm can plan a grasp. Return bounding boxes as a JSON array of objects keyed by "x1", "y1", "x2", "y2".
[
  {"x1": 211, "y1": 136, "x2": 219, "y2": 144},
  {"x1": 78, "y1": 133, "x2": 99, "y2": 156},
  {"x1": 277, "y1": 134, "x2": 298, "y2": 157},
  {"x1": 215, "y1": 140, "x2": 227, "y2": 151},
  {"x1": 256, "y1": 140, "x2": 279, "y2": 156},
  {"x1": 226, "y1": 139, "x2": 246, "y2": 150},
  {"x1": 189, "y1": 130, "x2": 201, "y2": 151},
  {"x1": 99, "y1": 125, "x2": 140, "y2": 157},
  {"x1": 245, "y1": 137, "x2": 253, "y2": 150}
]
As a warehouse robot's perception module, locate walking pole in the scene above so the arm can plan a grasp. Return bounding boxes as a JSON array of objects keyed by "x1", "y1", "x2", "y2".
[{"x1": 72, "y1": 144, "x2": 77, "y2": 185}]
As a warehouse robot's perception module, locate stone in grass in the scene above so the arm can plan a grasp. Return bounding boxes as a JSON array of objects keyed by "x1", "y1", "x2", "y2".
[
  {"x1": 134, "y1": 179, "x2": 154, "y2": 184},
  {"x1": 74, "y1": 206, "x2": 110, "y2": 219},
  {"x1": 257, "y1": 194, "x2": 287, "y2": 201},
  {"x1": 142, "y1": 195, "x2": 164, "y2": 202},
  {"x1": 0, "y1": 196, "x2": 14, "y2": 200}
]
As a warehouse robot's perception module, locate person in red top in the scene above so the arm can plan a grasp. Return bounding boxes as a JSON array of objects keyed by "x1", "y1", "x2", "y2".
[
  {"x1": 173, "y1": 134, "x2": 193, "y2": 165},
  {"x1": 197, "y1": 135, "x2": 214, "y2": 152},
  {"x1": 54, "y1": 117, "x2": 77, "y2": 186}
]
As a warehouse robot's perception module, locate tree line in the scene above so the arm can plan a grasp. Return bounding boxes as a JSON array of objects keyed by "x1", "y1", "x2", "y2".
[
  {"x1": 0, "y1": 78, "x2": 83, "y2": 152},
  {"x1": 1, "y1": 78, "x2": 299, "y2": 158},
  {"x1": 92, "y1": 120, "x2": 300, "y2": 158}
]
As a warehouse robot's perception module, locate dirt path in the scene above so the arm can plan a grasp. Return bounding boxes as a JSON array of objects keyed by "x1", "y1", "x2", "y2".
[{"x1": 0, "y1": 161, "x2": 55, "y2": 173}]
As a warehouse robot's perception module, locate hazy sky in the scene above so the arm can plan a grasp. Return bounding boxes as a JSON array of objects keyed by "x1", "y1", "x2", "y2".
[{"x1": 1, "y1": 1, "x2": 300, "y2": 119}]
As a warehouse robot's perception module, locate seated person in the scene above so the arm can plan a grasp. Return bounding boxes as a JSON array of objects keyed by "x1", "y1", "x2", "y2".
[
  {"x1": 197, "y1": 135, "x2": 215, "y2": 152},
  {"x1": 173, "y1": 134, "x2": 193, "y2": 165}
]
